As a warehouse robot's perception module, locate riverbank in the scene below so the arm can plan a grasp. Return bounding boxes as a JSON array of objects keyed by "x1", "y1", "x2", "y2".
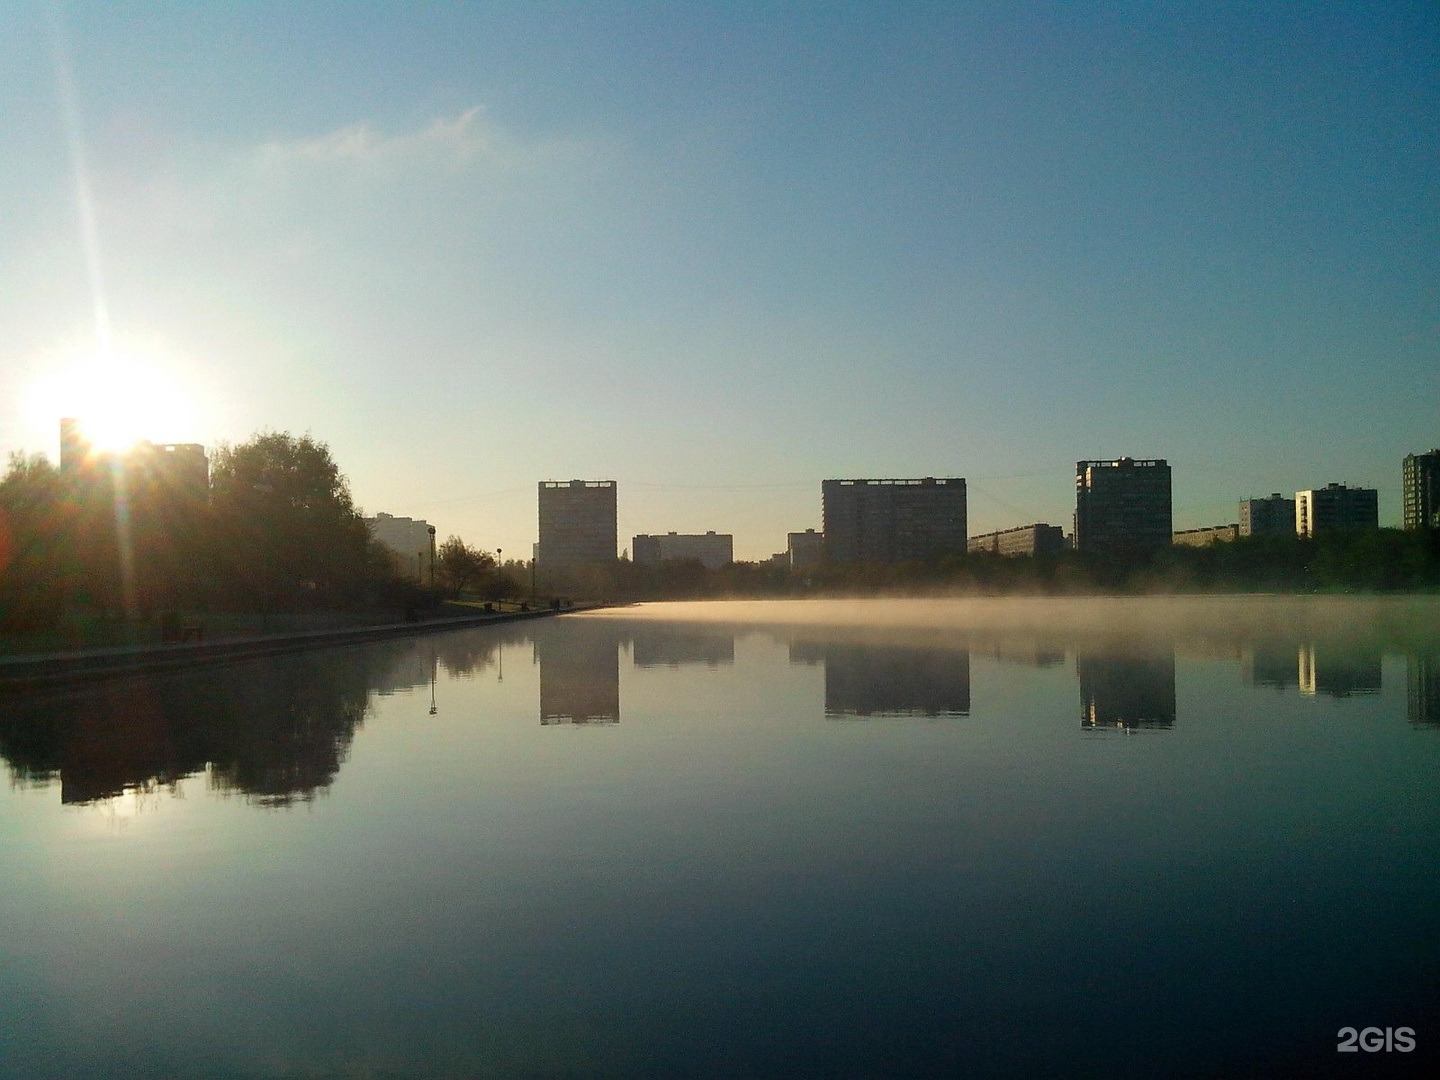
[{"x1": 0, "y1": 605, "x2": 579, "y2": 691}]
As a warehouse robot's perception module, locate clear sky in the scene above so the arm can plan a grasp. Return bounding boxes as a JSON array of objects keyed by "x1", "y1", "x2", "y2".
[{"x1": 1, "y1": 1, "x2": 1436, "y2": 559}]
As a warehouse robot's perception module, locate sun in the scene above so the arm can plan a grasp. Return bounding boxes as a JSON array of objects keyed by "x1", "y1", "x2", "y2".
[{"x1": 28, "y1": 348, "x2": 195, "y2": 456}]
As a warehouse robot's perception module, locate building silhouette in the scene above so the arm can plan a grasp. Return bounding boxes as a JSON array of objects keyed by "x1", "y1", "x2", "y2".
[
  {"x1": 537, "y1": 480, "x2": 617, "y2": 570},
  {"x1": 1295, "y1": 484, "x2": 1378, "y2": 536},
  {"x1": 365, "y1": 512, "x2": 437, "y2": 584},
  {"x1": 131, "y1": 442, "x2": 209, "y2": 500},
  {"x1": 822, "y1": 477, "x2": 967, "y2": 564},
  {"x1": 1238, "y1": 495, "x2": 1296, "y2": 538},
  {"x1": 967, "y1": 523, "x2": 1065, "y2": 557},
  {"x1": 1402, "y1": 450, "x2": 1440, "y2": 531},
  {"x1": 1240, "y1": 494, "x2": 1296, "y2": 537},
  {"x1": 632, "y1": 531, "x2": 733, "y2": 570},
  {"x1": 1078, "y1": 648, "x2": 1176, "y2": 729},
  {"x1": 1073, "y1": 458, "x2": 1172, "y2": 554},
  {"x1": 59, "y1": 418, "x2": 209, "y2": 499},
  {"x1": 787, "y1": 529, "x2": 825, "y2": 569}
]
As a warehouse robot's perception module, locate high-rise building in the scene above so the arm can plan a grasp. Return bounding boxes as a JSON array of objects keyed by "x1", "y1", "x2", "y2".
[
  {"x1": 365, "y1": 512, "x2": 437, "y2": 583},
  {"x1": 1402, "y1": 450, "x2": 1440, "y2": 531},
  {"x1": 1073, "y1": 458, "x2": 1172, "y2": 554},
  {"x1": 1295, "y1": 484, "x2": 1378, "y2": 537},
  {"x1": 967, "y1": 523, "x2": 1065, "y2": 557},
  {"x1": 631, "y1": 531, "x2": 733, "y2": 570},
  {"x1": 129, "y1": 441, "x2": 209, "y2": 501},
  {"x1": 1240, "y1": 493, "x2": 1296, "y2": 537},
  {"x1": 538, "y1": 480, "x2": 617, "y2": 568},
  {"x1": 821, "y1": 477, "x2": 967, "y2": 564},
  {"x1": 787, "y1": 529, "x2": 824, "y2": 569},
  {"x1": 57, "y1": 420, "x2": 208, "y2": 501}
]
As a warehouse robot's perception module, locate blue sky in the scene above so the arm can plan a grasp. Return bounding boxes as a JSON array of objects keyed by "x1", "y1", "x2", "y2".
[{"x1": 1, "y1": 1, "x2": 1435, "y2": 558}]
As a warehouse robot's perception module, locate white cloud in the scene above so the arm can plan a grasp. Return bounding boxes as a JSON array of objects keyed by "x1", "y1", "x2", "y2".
[{"x1": 253, "y1": 106, "x2": 592, "y2": 179}]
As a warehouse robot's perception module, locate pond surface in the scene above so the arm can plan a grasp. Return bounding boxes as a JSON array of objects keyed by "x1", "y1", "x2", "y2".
[{"x1": 2, "y1": 597, "x2": 1439, "y2": 1079}]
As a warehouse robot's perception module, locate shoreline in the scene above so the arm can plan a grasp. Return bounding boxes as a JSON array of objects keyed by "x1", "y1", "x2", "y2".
[{"x1": 0, "y1": 606, "x2": 575, "y2": 691}]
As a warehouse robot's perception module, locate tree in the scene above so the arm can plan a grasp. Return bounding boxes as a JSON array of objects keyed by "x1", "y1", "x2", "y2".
[
  {"x1": 436, "y1": 535, "x2": 494, "y2": 598},
  {"x1": 0, "y1": 453, "x2": 72, "y2": 628},
  {"x1": 208, "y1": 432, "x2": 375, "y2": 609}
]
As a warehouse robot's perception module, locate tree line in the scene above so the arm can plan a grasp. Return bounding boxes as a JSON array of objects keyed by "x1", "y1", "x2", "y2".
[
  {"x1": 0, "y1": 431, "x2": 505, "y2": 633},
  {"x1": 548, "y1": 529, "x2": 1440, "y2": 601}
]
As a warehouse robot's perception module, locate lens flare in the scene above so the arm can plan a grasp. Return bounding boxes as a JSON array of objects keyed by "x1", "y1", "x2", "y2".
[{"x1": 26, "y1": 350, "x2": 194, "y2": 456}]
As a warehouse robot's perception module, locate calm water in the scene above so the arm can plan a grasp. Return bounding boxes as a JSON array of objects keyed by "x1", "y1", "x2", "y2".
[{"x1": 2, "y1": 597, "x2": 1439, "y2": 1079}]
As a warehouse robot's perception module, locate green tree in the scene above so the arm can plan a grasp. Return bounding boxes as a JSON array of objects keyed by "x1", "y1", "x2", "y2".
[
  {"x1": 209, "y1": 432, "x2": 375, "y2": 610},
  {"x1": 435, "y1": 535, "x2": 494, "y2": 598}
]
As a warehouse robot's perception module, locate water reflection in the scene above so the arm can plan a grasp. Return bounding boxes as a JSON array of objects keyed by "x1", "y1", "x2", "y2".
[
  {"x1": 631, "y1": 626, "x2": 735, "y2": 668},
  {"x1": 1242, "y1": 643, "x2": 1300, "y2": 691},
  {"x1": 1298, "y1": 644, "x2": 1382, "y2": 698},
  {"x1": 6, "y1": 601, "x2": 1439, "y2": 811},
  {"x1": 974, "y1": 636, "x2": 1065, "y2": 669},
  {"x1": 5, "y1": 599, "x2": 1440, "y2": 1080},
  {"x1": 1409, "y1": 651, "x2": 1440, "y2": 727},
  {"x1": 531, "y1": 619, "x2": 623, "y2": 725},
  {"x1": 783, "y1": 631, "x2": 970, "y2": 717},
  {"x1": 0, "y1": 645, "x2": 402, "y2": 806},
  {"x1": 1077, "y1": 646, "x2": 1176, "y2": 730},
  {"x1": 821, "y1": 642, "x2": 971, "y2": 718}
]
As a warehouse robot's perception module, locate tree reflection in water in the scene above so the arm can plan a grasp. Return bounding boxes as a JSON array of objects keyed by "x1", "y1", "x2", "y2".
[
  {"x1": 0, "y1": 624, "x2": 565, "y2": 806},
  {"x1": 1, "y1": 641, "x2": 445, "y2": 806}
]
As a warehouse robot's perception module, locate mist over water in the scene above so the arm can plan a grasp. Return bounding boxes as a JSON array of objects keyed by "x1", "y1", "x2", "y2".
[{"x1": 583, "y1": 594, "x2": 1440, "y2": 649}]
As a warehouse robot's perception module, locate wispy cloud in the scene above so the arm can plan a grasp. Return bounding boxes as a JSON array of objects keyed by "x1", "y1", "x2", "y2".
[{"x1": 255, "y1": 106, "x2": 591, "y2": 178}]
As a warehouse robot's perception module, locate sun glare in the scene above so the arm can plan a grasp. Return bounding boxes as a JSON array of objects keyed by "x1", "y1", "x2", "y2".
[{"x1": 27, "y1": 349, "x2": 195, "y2": 456}]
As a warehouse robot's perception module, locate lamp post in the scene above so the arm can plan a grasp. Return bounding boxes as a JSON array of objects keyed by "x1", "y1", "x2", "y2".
[{"x1": 496, "y1": 548, "x2": 502, "y2": 606}]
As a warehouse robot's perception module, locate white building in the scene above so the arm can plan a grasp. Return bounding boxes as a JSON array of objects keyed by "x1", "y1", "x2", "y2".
[{"x1": 366, "y1": 512, "x2": 437, "y2": 583}]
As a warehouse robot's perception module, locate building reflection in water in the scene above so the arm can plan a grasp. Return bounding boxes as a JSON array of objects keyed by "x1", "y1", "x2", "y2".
[
  {"x1": 1242, "y1": 644, "x2": 1301, "y2": 691},
  {"x1": 1078, "y1": 647, "x2": 1176, "y2": 731},
  {"x1": 1409, "y1": 651, "x2": 1440, "y2": 727},
  {"x1": 631, "y1": 627, "x2": 735, "y2": 669},
  {"x1": 532, "y1": 620, "x2": 623, "y2": 725},
  {"x1": 820, "y1": 642, "x2": 970, "y2": 718},
  {"x1": 787, "y1": 639, "x2": 826, "y2": 667},
  {"x1": 1298, "y1": 645, "x2": 1382, "y2": 698},
  {"x1": 974, "y1": 636, "x2": 1066, "y2": 669}
]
